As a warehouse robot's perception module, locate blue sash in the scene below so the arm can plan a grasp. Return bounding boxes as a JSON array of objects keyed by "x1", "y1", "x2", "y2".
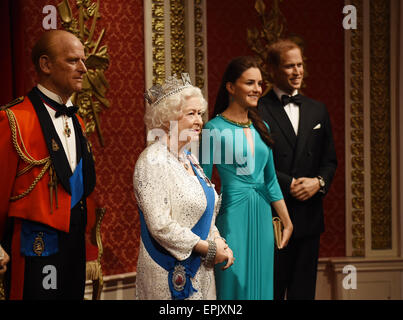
[
  {"x1": 138, "y1": 155, "x2": 215, "y2": 300},
  {"x1": 69, "y1": 158, "x2": 84, "y2": 208}
]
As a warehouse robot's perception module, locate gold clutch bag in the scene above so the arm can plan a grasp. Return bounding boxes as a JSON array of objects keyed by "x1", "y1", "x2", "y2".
[{"x1": 272, "y1": 217, "x2": 283, "y2": 249}]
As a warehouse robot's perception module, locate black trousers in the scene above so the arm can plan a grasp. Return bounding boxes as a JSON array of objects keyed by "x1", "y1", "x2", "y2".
[
  {"x1": 3, "y1": 200, "x2": 88, "y2": 300},
  {"x1": 273, "y1": 234, "x2": 320, "y2": 300},
  {"x1": 22, "y1": 203, "x2": 87, "y2": 300}
]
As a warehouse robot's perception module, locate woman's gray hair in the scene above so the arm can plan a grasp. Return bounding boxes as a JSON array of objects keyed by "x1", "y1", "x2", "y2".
[{"x1": 144, "y1": 85, "x2": 207, "y2": 131}]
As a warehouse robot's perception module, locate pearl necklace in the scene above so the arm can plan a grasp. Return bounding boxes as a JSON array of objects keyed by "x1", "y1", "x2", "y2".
[
  {"x1": 178, "y1": 152, "x2": 190, "y2": 170},
  {"x1": 163, "y1": 142, "x2": 213, "y2": 187}
]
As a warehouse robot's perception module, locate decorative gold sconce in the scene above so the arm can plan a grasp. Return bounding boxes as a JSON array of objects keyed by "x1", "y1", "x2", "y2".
[
  {"x1": 57, "y1": 0, "x2": 109, "y2": 147},
  {"x1": 247, "y1": 0, "x2": 306, "y2": 95}
]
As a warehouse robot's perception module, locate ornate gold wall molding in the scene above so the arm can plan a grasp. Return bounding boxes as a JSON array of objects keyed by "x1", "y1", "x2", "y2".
[
  {"x1": 152, "y1": 0, "x2": 165, "y2": 85},
  {"x1": 58, "y1": 0, "x2": 110, "y2": 147},
  {"x1": 145, "y1": 0, "x2": 207, "y2": 94},
  {"x1": 194, "y1": 0, "x2": 205, "y2": 91},
  {"x1": 370, "y1": 0, "x2": 392, "y2": 250},
  {"x1": 346, "y1": 0, "x2": 397, "y2": 256},
  {"x1": 170, "y1": 0, "x2": 186, "y2": 76},
  {"x1": 349, "y1": 0, "x2": 365, "y2": 257}
]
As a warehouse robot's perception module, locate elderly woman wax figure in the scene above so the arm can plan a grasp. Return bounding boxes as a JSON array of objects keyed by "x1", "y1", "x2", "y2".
[{"x1": 133, "y1": 74, "x2": 234, "y2": 300}]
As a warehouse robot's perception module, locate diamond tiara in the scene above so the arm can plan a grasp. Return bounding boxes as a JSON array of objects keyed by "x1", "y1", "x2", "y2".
[{"x1": 144, "y1": 73, "x2": 192, "y2": 106}]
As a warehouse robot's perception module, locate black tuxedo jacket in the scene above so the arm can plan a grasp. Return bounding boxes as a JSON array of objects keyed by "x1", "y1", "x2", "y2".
[{"x1": 258, "y1": 89, "x2": 337, "y2": 239}]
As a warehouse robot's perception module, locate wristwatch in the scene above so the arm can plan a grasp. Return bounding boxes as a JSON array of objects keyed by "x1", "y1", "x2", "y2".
[{"x1": 317, "y1": 176, "x2": 326, "y2": 194}]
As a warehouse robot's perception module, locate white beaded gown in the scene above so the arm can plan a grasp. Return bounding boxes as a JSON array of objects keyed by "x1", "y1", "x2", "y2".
[{"x1": 133, "y1": 141, "x2": 221, "y2": 300}]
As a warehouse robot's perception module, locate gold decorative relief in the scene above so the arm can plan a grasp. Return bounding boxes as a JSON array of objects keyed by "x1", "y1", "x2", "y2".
[
  {"x1": 370, "y1": 0, "x2": 391, "y2": 250},
  {"x1": 194, "y1": 0, "x2": 205, "y2": 90},
  {"x1": 350, "y1": 0, "x2": 365, "y2": 257},
  {"x1": 170, "y1": 0, "x2": 186, "y2": 76},
  {"x1": 58, "y1": 0, "x2": 110, "y2": 147},
  {"x1": 152, "y1": 0, "x2": 165, "y2": 85},
  {"x1": 247, "y1": 0, "x2": 305, "y2": 95}
]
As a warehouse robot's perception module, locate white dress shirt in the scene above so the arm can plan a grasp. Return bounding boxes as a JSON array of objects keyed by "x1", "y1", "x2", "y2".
[
  {"x1": 37, "y1": 84, "x2": 77, "y2": 172},
  {"x1": 273, "y1": 86, "x2": 300, "y2": 135}
]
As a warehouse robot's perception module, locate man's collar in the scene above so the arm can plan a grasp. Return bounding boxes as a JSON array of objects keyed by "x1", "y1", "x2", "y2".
[
  {"x1": 273, "y1": 86, "x2": 298, "y2": 102},
  {"x1": 37, "y1": 84, "x2": 73, "y2": 106}
]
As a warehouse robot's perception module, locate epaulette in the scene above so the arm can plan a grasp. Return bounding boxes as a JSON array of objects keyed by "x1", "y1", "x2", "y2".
[{"x1": 0, "y1": 96, "x2": 24, "y2": 110}]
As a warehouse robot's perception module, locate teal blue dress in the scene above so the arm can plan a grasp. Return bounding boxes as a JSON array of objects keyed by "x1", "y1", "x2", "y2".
[{"x1": 199, "y1": 114, "x2": 283, "y2": 300}]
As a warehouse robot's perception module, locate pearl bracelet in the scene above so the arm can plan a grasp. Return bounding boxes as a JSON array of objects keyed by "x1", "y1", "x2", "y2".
[{"x1": 205, "y1": 240, "x2": 217, "y2": 267}]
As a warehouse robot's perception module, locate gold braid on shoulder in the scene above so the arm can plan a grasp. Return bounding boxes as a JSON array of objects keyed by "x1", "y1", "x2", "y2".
[{"x1": 5, "y1": 108, "x2": 52, "y2": 201}]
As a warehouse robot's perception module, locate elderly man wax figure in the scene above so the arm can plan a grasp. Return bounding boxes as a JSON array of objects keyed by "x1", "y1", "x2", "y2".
[{"x1": 0, "y1": 30, "x2": 96, "y2": 300}]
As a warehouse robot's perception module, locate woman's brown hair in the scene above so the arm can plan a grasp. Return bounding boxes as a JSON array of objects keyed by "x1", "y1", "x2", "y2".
[{"x1": 213, "y1": 56, "x2": 274, "y2": 147}]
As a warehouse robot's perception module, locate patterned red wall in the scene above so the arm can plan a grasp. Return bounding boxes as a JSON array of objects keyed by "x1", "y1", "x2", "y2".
[
  {"x1": 89, "y1": 1, "x2": 144, "y2": 276},
  {"x1": 206, "y1": 0, "x2": 346, "y2": 257},
  {"x1": 16, "y1": 0, "x2": 144, "y2": 276}
]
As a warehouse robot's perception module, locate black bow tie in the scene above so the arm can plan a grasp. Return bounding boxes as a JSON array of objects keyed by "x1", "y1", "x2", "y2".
[
  {"x1": 55, "y1": 105, "x2": 79, "y2": 118},
  {"x1": 35, "y1": 87, "x2": 79, "y2": 118},
  {"x1": 281, "y1": 94, "x2": 302, "y2": 106}
]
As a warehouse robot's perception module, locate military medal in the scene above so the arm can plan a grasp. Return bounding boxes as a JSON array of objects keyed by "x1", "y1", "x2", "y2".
[
  {"x1": 33, "y1": 232, "x2": 45, "y2": 256},
  {"x1": 51, "y1": 138, "x2": 59, "y2": 152},
  {"x1": 64, "y1": 119, "x2": 71, "y2": 137},
  {"x1": 172, "y1": 264, "x2": 186, "y2": 292}
]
